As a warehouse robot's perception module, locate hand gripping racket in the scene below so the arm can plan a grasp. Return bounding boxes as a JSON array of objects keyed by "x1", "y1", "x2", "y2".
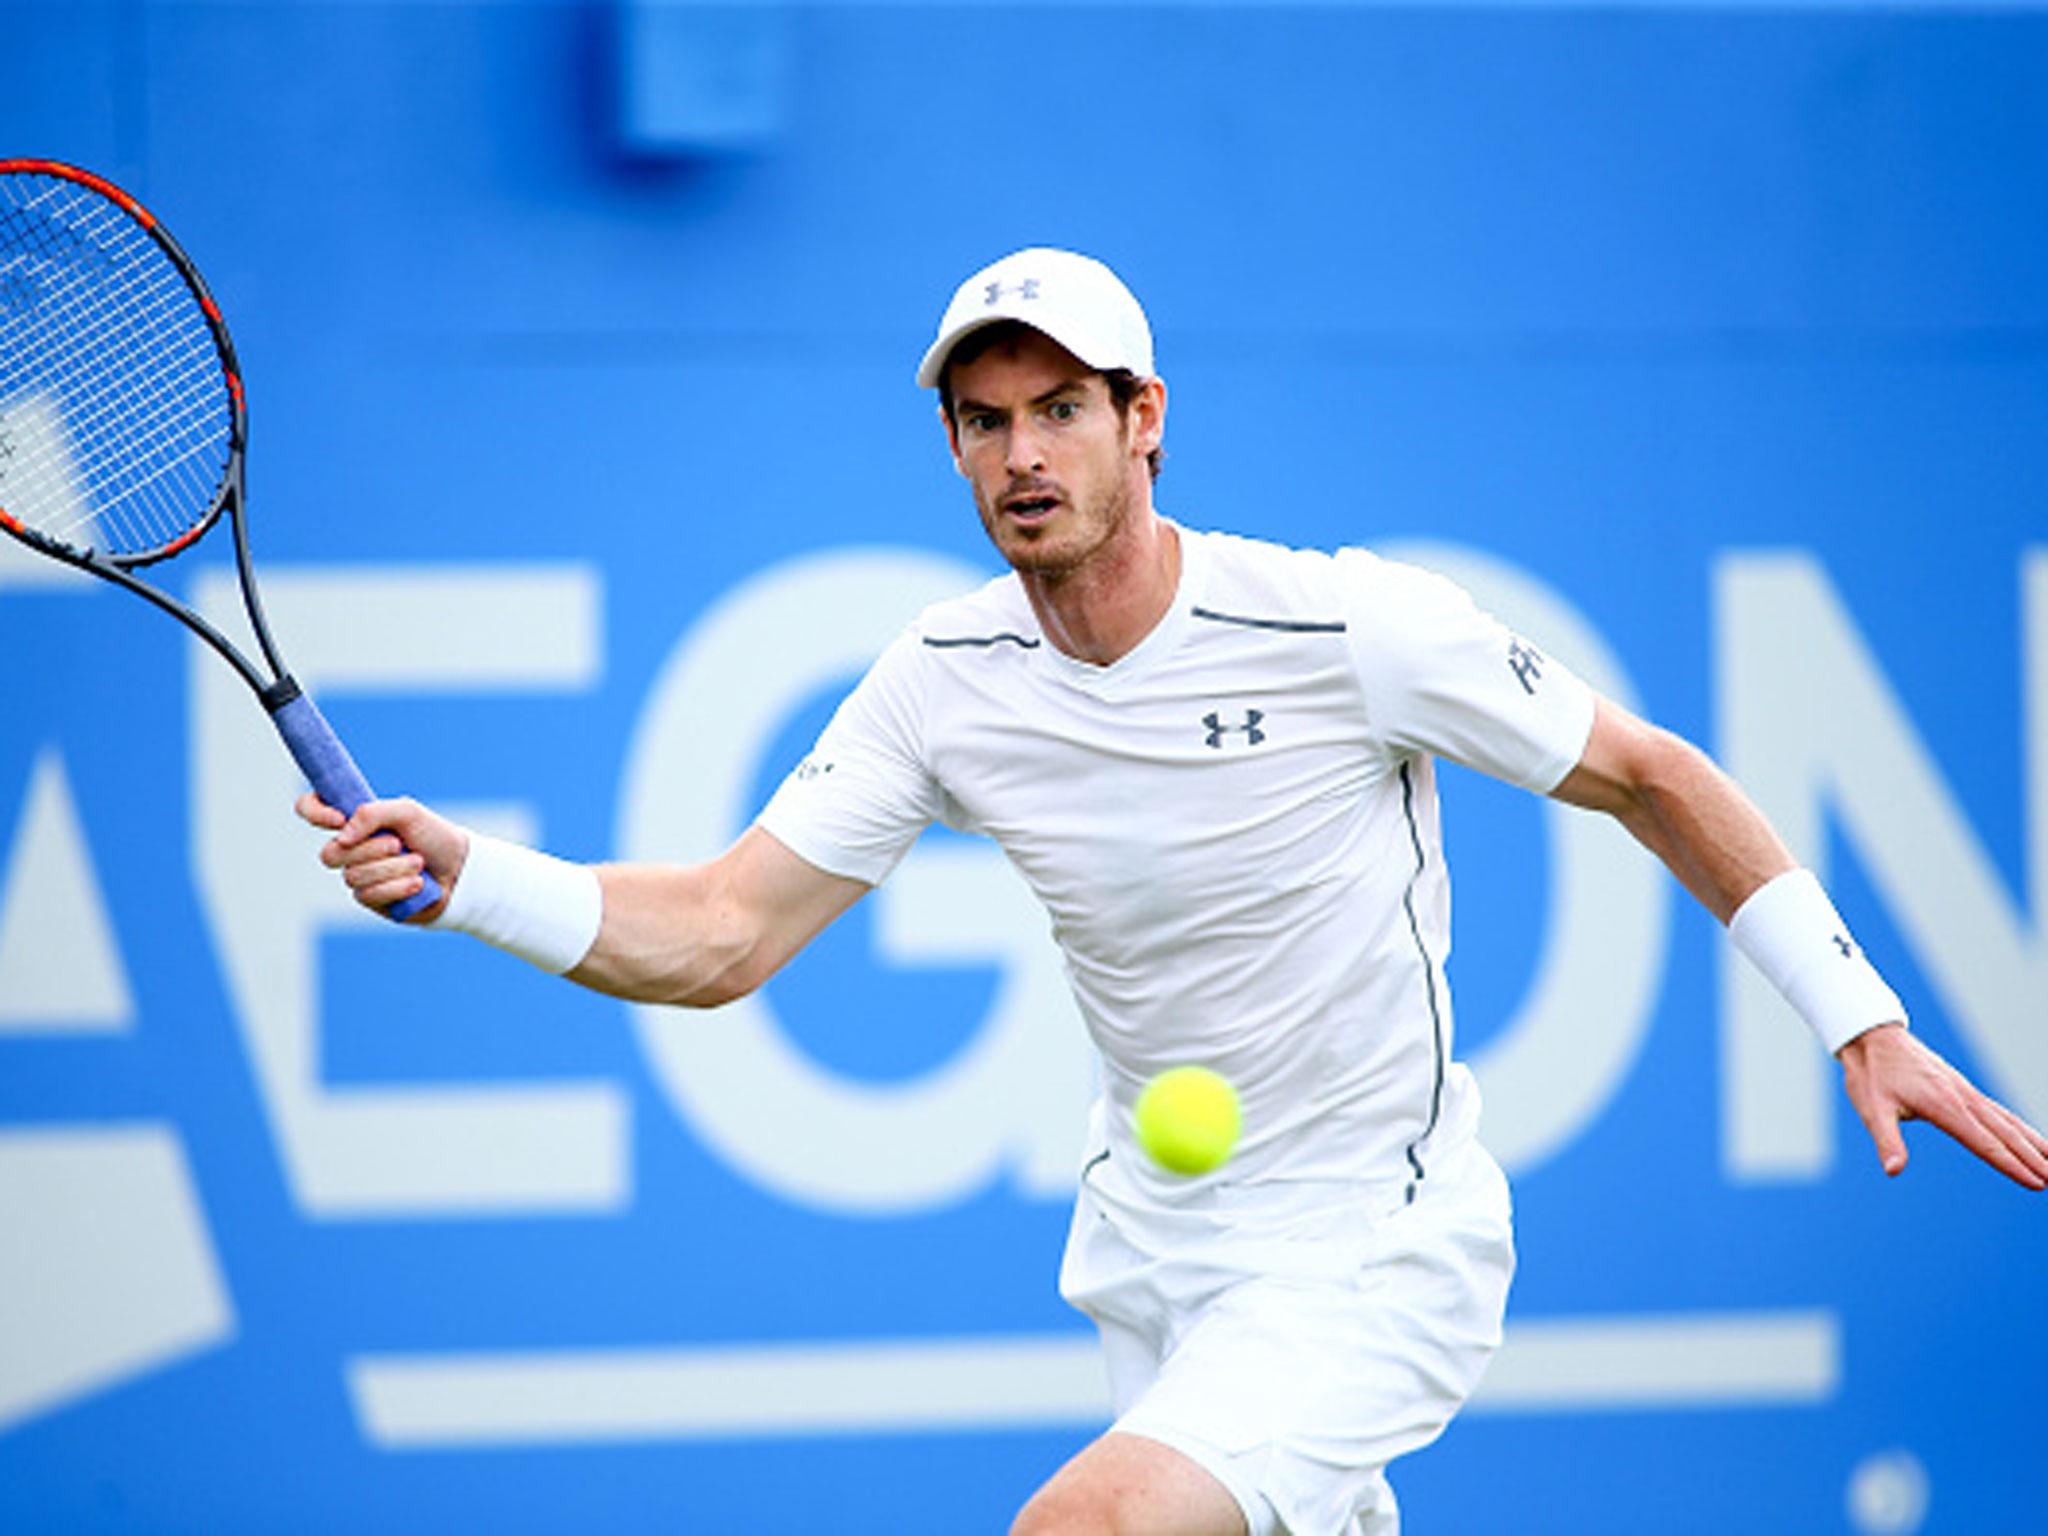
[{"x1": 0, "y1": 159, "x2": 441, "y2": 919}]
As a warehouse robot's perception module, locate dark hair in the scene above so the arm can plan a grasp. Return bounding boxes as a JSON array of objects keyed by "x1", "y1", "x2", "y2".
[{"x1": 938, "y1": 320, "x2": 1165, "y2": 483}]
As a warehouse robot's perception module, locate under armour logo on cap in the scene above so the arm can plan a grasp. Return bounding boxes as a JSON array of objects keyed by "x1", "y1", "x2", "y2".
[
  {"x1": 918, "y1": 247, "x2": 1154, "y2": 388},
  {"x1": 1203, "y1": 710, "x2": 1266, "y2": 749}
]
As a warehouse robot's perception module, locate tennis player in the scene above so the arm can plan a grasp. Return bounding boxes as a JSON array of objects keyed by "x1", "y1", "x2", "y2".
[{"x1": 303, "y1": 248, "x2": 2048, "y2": 1536}]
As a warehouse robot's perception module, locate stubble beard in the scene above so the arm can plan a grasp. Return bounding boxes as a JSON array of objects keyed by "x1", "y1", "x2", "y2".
[{"x1": 978, "y1": 473, "x2": 1138, "y2": 585}]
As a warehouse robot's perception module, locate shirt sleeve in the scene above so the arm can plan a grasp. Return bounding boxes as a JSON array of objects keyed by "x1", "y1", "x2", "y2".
[
  {"x1": 754, "y1": 627, "x2": 942, "y2": 885},
  {"x1": 1336, "y1": 548, "x2": 1597, "y2": 793}
]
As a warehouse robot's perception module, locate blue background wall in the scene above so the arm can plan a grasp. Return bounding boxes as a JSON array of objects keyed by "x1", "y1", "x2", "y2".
[{"x1": 3, "y1": 2, "x2": 2045, "y2": 1531}]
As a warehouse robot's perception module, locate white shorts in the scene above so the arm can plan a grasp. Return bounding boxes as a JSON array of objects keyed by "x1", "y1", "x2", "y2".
[{"x1": 1057, "y1": 1139, "x2": 1514, "y2": 1536}]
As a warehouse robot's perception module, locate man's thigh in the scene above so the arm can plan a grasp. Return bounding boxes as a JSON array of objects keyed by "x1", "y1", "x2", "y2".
[
  {"x1": 1012, "y1": 1430, "x2": 1249, "y2": 1536},
  {"x1": 1076, "y1": 1143, "x2": 1514, "y2": 1536}
]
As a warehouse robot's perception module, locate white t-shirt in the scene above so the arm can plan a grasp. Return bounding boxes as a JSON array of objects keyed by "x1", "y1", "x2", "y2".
[{"x1": 757, "y1": 525, "x2": 1596, "y2": 1227}]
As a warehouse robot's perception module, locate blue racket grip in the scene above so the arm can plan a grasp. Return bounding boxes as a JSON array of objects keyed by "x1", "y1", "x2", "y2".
[{"x1": 269, "y1": 690, "x2": 444, "y2": 922}]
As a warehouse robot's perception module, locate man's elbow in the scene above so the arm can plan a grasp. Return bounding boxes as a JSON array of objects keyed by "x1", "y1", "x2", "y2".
[
  {"x1": 667, "y1": 934, "x2": 780, "y2": 1010},
  {"x1": 675, "y1": 968, "x2": 762, "y2": 1010},
  {"x1": 583, "y1": 925, "x2": 771, "y2": 1011},
  {"x1": 1553, "y1": 709, "x2": 1704, "y2": 831}
]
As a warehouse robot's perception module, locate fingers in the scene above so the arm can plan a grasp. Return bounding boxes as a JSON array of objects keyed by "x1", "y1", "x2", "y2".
[
  {"x1": 306, "y1": 796, "x2": 444, "y2": 916},
  {"x1": 1849, "y1": 1090, "x2": 1910, "y2": 1179},
  {"x1": 295, "y1": 791, "x2": 346, "y2": 830},
  {"x1": 339, "y1": 847, "x2": 430, "y2": 909},
  {"x1": 1963, "y1": 1093, "x2": 2048, "y2": 1191},
  {"x1": 298, "y1": 793, "x2": 414, "y2": 848},
  {"x1": 1840, "y1": 1027, "x2": 1915, "y2": 1177},
  {"x1": 324, "y1": 828, "x2": 427, "y2": 908},
  {"x1": 1848, "y1": 1039, "x2": 2048, "y2": 1191},
  {"x1": 1917, "y1": 1062, "x2": 2048, "y2": 1190},
  {"x1": 1946, "y1": 1101, "x2": 2048, "y2": 1191},
  {"x1": 1986, "y1": 1095, "x2": 2048, "y2": 1179},
  {"x1": 319, "y1": 828, "x2": 408, "y2": 872},
  {"x1": 333, "y1": 798, "x2": 409, "y2": 850}
]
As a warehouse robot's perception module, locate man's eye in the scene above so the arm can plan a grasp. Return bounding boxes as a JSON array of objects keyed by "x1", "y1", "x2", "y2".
[
  {"x1": 1047, "y1": 400, "x2": 1080, "y2": 422},
  {"x1": 967, "y1": 412, "x2": 1002, "y2": 433}
]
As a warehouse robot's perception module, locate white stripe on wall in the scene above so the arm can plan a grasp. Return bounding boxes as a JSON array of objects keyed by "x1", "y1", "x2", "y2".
[
  {"x1": 348, "y1": 1309, "x2": 1838, "y2": 1449},
  {"x1": 1467, "y1": 1309, "x2": 1840, "y2": 1412}
]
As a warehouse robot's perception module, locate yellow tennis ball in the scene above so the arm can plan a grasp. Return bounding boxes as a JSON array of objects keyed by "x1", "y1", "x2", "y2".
[{"x1": 1134, "y1": 1065, "x2": 1241, "y2": 1176}]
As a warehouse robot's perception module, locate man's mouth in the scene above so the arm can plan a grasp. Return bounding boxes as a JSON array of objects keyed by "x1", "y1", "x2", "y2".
[{"x1": 1002, "y1": 491, "x2": 1061, "y2": 524}]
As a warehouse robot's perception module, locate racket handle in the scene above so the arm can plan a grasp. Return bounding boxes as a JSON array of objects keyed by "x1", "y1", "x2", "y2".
[{"x1": 268, "y1": 689, "x2": 444, "y2": 922}]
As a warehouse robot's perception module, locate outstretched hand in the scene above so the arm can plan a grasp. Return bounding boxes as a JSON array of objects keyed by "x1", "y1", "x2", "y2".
[
  {"x1": 1839, "y1": 1023, "x2": 2048, "y2": 1190},
  {"x1": 296, "y1": 792, "x2": 466, "y2": 924}
]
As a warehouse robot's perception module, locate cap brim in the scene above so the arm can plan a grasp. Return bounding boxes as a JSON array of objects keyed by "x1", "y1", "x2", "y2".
[
  {"x1": 916, "y1": 313, "x2": 1121, "y2": 390},
  {"x1": 915, "y1": 316, "x2": 1000, "y2": 389}
]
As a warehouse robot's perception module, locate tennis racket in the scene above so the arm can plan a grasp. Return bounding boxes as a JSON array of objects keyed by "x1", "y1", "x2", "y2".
[{"x1": 0, "y1": 158, "x2": 441, "y2": 919}]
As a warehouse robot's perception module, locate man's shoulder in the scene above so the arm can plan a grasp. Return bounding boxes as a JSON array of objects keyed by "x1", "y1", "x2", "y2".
[
  {"x1": 908, "y1": 569, "x2": 1040, "y2": 654},
  {"x1": 1189, "y1": 524, "x2": 1356, "y2": 629},
  {"x1": 1195, "y1": 526, "x2": 1472, "y2": 622}
]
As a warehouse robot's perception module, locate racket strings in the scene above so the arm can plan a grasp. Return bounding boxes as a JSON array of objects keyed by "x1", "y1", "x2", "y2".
[
  {"x1": 0, "y1": 190, "x2": 230, "y2": 553},
  {"x1": 7, "y1": 313, "x2": 226, "y2": 548},
  {"x1": 0, "y1": 208, "x2": 225, "y2": 559},
  {"x1": 3, "y1": 294, "x2": 225, "y2": 549},
  {"x1": 1, "y1": 172, "x2": 234, "y2": 560}
]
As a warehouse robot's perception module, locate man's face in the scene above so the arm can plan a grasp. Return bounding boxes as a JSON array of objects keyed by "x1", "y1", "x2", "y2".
[{"x1": 943, "y1": 328, "x2": 1159, "y2": 580}]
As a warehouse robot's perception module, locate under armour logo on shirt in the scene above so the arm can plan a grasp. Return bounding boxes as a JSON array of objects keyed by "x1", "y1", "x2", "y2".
[
  {"x1": 1832, "y1": 933, "x2": 1855, "y2": 958},
  {"x1": 1507, "y1": 638, "x2": 1545, "y2": 695},
  {"x1": 1203, "y1": 709, "x2": 1266, "y2": 748},
  {"x1": 984, "y1": 278, "x2": 1040, "y2": 306}
]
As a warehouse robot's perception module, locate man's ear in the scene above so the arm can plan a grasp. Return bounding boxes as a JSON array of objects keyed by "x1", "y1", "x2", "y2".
[
  {"x1": 1132, "y1": 376, "x2": 1167, "y2": 457},
  {"x1": 939, "y1": 401, "x2": 968, "y2": 478}
]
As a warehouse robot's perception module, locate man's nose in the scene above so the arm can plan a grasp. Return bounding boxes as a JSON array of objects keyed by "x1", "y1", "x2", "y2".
[{"x1": 1005, "y1": 422, "x2": 1047, "y2": 476}]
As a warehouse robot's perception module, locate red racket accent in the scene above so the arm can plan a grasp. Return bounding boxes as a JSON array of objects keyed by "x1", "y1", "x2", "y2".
[
  {"x1": 2, "y1": 158, "x2": 154, "y2": 226},
  {"x1": 0, "y1": 158, "x2": 446, "y2": 922},
  {"x1": 0, "y1": 158, "x2": 243, "y2": 567}
]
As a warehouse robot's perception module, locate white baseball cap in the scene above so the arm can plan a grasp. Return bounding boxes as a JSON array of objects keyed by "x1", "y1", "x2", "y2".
[{"x1": 916, "y1": 247, "x2": 1154, "y2": 389}]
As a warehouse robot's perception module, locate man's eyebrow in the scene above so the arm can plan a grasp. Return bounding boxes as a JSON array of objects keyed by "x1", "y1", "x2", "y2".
[{"x1": 955, "y1": 380, "x2": 1091, "y2": 416}]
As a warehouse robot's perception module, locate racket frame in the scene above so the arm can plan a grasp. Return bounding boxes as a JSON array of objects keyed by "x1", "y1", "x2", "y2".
[{"x1": 0, "y1": 158, "x2": 437, "y2": 913}]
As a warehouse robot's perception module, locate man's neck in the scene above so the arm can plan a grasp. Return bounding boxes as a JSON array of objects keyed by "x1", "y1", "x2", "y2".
[{"x1": 1021, "y1": 512, "x2": 1182, "y2": 667}]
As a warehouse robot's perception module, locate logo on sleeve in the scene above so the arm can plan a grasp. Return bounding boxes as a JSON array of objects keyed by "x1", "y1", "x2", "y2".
[
  {"x1": 1202, "y1": 709, "x2": 1266, "y2": 749},
  {"x1": 1507, "y1": 638, "x2": 1546, "y2": 695}
]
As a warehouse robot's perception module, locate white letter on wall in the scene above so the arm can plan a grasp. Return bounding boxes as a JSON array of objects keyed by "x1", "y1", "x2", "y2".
[
  {"x1": 1716, "y1": 550, "x2": 2047, "y2": 1180},
  {"x1": 193, "y1": 566, "x2": 624, "y2": 1217},
  {"x1": 620, "y1": 549, "x2": 1097, "y2": 1213},
  {"x1": 1384, "y1": 542, "x2": 1667, "y2": 1176}
]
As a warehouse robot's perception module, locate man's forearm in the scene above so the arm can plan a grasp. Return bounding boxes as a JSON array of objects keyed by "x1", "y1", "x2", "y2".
[
  {"x1": 567, "y1": 862, "x2": 763, "y2": 1008},
  {"x1": 1553, "y1": 702, "x2": 1793, "y2": 923},
  {"x1": 1554, "y1": 699, "x2": 1902, "y2": 1056}
]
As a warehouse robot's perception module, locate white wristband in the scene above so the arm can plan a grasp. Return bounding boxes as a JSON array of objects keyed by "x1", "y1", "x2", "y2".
[
  {"x1": 1727, "y1": 868, "x2": 1906, "y2": 1056},
  {"x1": 431, "y1": 831, "x2": 603, "y2": 976}
]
